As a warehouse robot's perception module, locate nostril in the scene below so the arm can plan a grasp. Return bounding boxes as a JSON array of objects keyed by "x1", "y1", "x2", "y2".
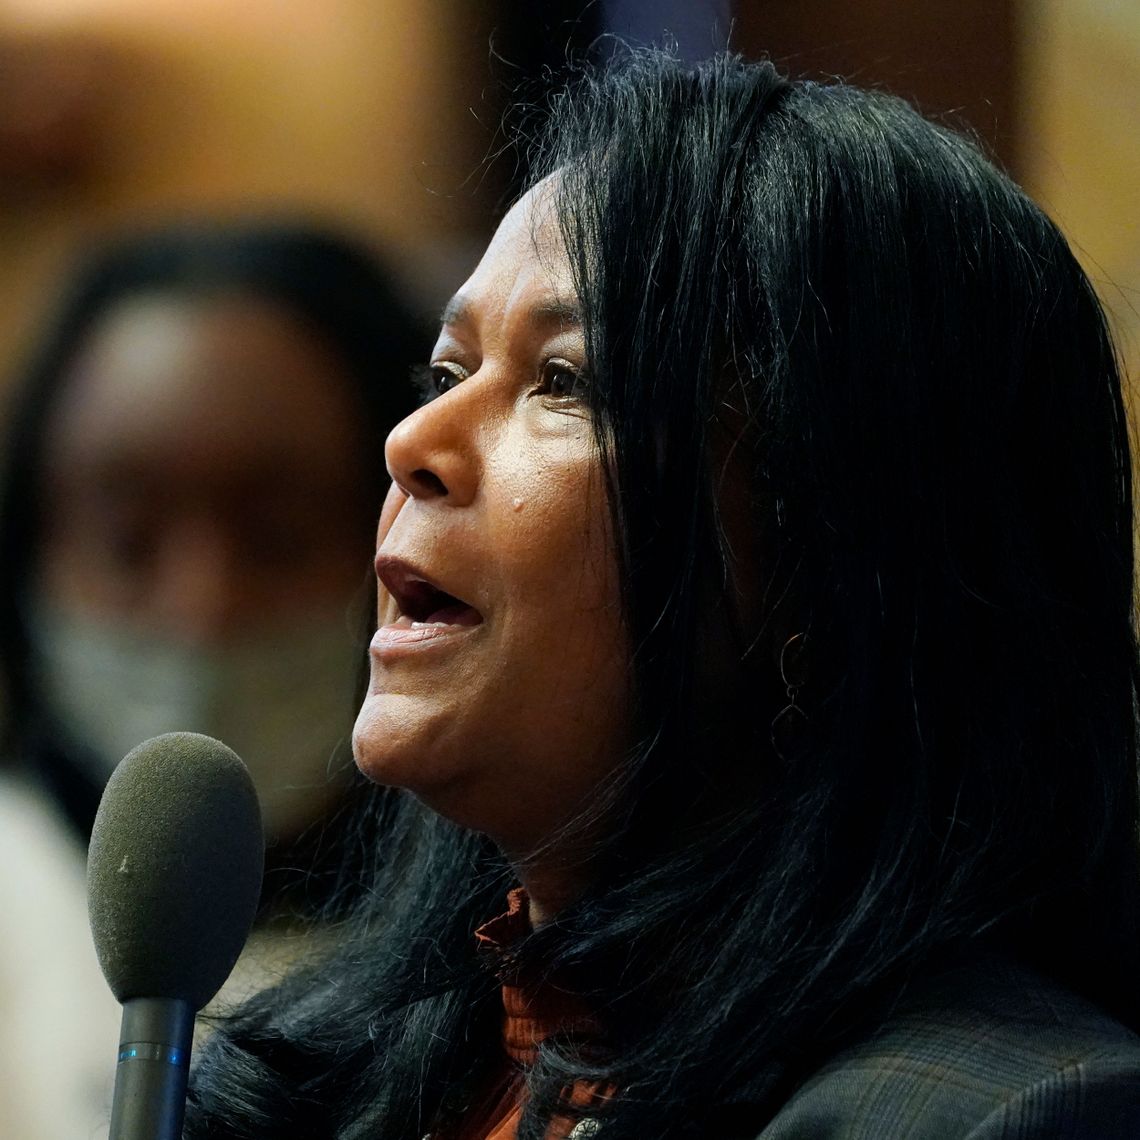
[{"x1": 411, "y1": 468, "x2": 448, "y2": 497}]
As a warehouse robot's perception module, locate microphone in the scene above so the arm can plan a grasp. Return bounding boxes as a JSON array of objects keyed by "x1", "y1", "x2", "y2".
[{"x1": 87, "y1": 732, "x2": 264, "y2": 1140}]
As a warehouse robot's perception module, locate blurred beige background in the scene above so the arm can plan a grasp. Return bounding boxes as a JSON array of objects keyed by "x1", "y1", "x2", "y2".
[
  {"x1": 0, "y1": 0, "x2": 499, "y2": 410},
  {"x1": 1019, "y1": 0, "x2": 1140, "y2": 391}
]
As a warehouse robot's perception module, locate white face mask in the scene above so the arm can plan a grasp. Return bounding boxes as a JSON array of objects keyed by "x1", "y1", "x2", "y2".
[{"x1": 28, "y1": 604, "x2": 364, "y2": 839}]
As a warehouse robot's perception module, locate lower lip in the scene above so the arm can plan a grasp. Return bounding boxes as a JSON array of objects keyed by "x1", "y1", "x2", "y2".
[{"x1": 370, "y1": 621, "x2": 481, "y2": 659}]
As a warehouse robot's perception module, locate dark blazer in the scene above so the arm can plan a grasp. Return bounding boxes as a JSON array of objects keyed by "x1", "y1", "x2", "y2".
[{"x1": 757, "y1": 956, "x2": 1140, "y2": 1138}]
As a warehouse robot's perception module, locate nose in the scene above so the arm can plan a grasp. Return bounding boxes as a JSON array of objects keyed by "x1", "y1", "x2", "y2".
[
  {"x1": 146, "y1": 517, "x2": 251, "y2": 645},
  {"x1": 384, "y1": 389, "x2": 481, "y2": 507}
]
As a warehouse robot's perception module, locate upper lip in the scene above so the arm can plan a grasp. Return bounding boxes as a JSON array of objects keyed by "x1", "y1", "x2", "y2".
[{"x1": 374, "y1": 554, "x2": 481, "y2": 623}]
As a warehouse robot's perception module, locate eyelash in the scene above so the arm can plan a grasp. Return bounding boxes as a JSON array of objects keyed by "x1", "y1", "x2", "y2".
[
  {"x1": 538, "y1": 359, "x2": 591, "y2": 402},
  {"x1": 410, "y1": 362, "x2": 466, "y2": 406},
  {"x1": 409, "y1": 360, "x2": 590, "y2": 406}
]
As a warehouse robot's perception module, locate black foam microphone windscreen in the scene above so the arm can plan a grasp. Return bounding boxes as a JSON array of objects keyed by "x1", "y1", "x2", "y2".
[{"x1": 87, "y1": 730, "x2": 265, "y2": 1009}]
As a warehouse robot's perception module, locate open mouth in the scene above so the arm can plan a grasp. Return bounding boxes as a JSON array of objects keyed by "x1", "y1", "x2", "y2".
[{"x1": 376, "y1": 556, "x2": 483, "y2": 630}]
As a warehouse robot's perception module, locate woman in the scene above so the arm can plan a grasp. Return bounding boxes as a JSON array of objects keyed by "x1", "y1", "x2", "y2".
[
  {"x1": 0, "y1": 220, "x2": 424, "y2": 1140},
  {"x1": 186, "y1": 54, "x2": 1140, "y2": 1138},
  {"x1": 0, "y1": 220, "x2": 423, "y2": 849}
]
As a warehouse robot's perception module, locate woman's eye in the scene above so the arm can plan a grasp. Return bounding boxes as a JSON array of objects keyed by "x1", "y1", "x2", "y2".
[
  {"x1": 540, "y1": 360, "x2": 589, "y2": 402},
  {"x1": 411, "y1": 362, "x2": 466, "y2": 405},
  {"x1": 432, "y1": 365, "x2": 464, "y2": 395}
]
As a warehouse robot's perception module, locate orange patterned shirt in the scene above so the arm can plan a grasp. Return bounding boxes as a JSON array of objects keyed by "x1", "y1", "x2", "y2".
[{"x1": 434, "y1": 889, "x2": 607, "y2": 1140}]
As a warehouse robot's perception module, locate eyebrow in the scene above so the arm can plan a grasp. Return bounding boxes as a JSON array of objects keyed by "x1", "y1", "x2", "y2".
[{"x1": 438, "y1": 295, "x2": 582, "y2": 330}]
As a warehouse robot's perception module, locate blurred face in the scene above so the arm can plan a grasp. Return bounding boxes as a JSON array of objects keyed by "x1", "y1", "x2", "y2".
[
  {"x1": 31, "y1": 291, "x2": 376, "y2": 834},
  {"x1": 352, "y1": 184, "x2": 629, "y2": 856},
  {"x1": 38, "y1": 292, "x2": 373, "y2": 639}
]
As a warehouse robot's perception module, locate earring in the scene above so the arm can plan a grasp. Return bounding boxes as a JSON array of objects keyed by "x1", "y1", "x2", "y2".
[{"x1": 771, "y1": 632, "x2": 808, "y2": 764}]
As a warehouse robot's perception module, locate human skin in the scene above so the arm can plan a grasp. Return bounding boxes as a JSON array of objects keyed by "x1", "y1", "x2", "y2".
[
  {"x1": 37, "y1": 293, "x2": 374, "y2": 643},
  {"x1": 352, "y1": 184, "x2": 630, "y2": 913}
]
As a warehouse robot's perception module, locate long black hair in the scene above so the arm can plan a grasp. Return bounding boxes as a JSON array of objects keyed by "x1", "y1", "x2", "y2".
[
  {"x1": 0, "y1": 220, "x2": 425, "y2": 837},
  {"x1": 185, "y1": 53, "x2": 1140, "y2": 1138}
]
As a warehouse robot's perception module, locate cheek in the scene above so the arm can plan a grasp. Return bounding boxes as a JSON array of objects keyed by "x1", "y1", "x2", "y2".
[
  {"x1": 500, "y1": 444, "x2": 613, "y2": 595},
  {"x1": 499, "y1": 458, "x2": 624, "y2": 688}
]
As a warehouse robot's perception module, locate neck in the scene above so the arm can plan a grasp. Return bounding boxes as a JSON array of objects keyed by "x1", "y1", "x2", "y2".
[
  {"x1": 506, "y1": 829, "x2": 602, "y2": 926},
  {"x1": 495, "y1": 801, "x2": 611, "y2": 926},
  {"x1": 512, "y1": 862, "x2": 586, "y2": 927}
]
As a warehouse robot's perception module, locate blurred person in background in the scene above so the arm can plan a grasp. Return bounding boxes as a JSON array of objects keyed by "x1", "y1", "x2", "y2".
[{"x1": 0, "y1": 219, "x2": 425, "y2": 1139}]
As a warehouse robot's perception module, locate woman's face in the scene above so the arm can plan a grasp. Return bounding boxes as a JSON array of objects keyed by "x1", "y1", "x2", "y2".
[
  {"x1": 38, "y1": 292, "x2": 374, "y2": 640},
  {"x1": 352, "y1": 184, "x2": 630, "y2": 855},
  {"x1": 32, "y1": 291, "x2": 376, "y2": 834}
]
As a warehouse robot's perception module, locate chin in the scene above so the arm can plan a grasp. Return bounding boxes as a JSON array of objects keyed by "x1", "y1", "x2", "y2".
[
  {"x1": 352, "y1": 694, "x2": 410, "y2": 782},
  {"x1": 352, "y1": 692, "x2": 456, "y2": 793},
  {"x1": 351, "y1": 696, "x2": 521, "y2": 839}
]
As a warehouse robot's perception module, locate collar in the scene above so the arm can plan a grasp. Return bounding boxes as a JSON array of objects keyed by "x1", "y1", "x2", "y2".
[{"x1": 474, "y1": 888, "x2": 601, "y2": 1067}]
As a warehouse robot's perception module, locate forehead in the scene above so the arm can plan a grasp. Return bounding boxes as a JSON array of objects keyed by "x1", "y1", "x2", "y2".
[
  {"x1": 45, "y1": 293, "x2": 364, "y2": 485},
  {"x1": 446, "y1": 180, "x2": 576, "y2": 325}
]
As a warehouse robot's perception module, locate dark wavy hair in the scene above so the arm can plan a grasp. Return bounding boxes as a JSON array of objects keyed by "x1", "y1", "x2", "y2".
[
  {"x1": 184, "y1": 53, "x2": 1140, "y2": 1139},
  {"x1": 0, "y1": 220, "x2": 426, "y2": 837}
]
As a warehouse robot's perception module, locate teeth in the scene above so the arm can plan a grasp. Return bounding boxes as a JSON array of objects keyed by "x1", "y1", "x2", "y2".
[{"x1": 409, "y1": 620, "x2": 449, "y2": 629}]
